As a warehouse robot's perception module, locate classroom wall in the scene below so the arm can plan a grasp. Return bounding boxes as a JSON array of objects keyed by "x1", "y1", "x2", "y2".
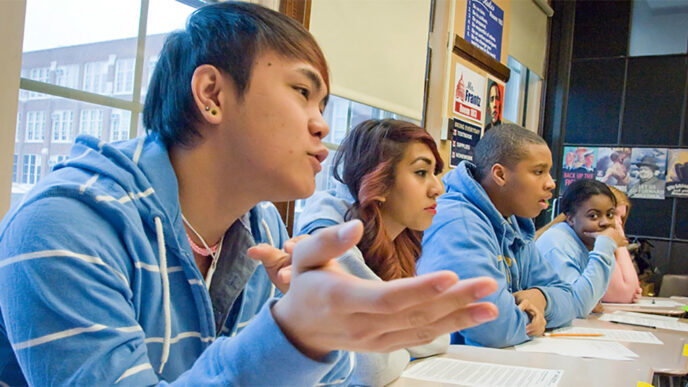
[
  {"x1": 542, "y1": 0, "x2": 688, "y2": 276},
  {"x1": 425, "y1": 0, "x2": 550, "y2": 174},
  {"x1": 0, "y1": 0, "x2": 26, "y2": 216}
]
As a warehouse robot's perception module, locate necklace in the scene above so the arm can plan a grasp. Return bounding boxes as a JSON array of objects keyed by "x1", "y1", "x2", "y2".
[
  {"x1": 181, "y1": 214, "x2": 224, "y2": 257},
  {"x1": 181, "y1": 213, "x2": 225, "y2": 288}
]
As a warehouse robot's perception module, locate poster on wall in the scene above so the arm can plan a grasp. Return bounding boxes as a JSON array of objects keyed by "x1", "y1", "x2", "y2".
[
  {"x1": 594, "y1": 147, "x2": 632, "y2": 192},
  {"x1": 665, "y1": 149, "x2": 688, "y2": 198},
  {"x1": 464, "y1": 0, "x2": 504, "y2": 61},
  {"x1": 450, "y1": 118, "x2": 482, "y2": 168},
  {"x1": 453, "y1": 62, "x2": 486, "y2": 124},
  {"x1": 627, "y1": 148, "x2": 667, "y2": 200},
  {"x1": 484, "y1": 78, "x2": 504, "y2": 132},
  {"x1": 561, "y1": 146, "x2": 597, "y2": 190}
]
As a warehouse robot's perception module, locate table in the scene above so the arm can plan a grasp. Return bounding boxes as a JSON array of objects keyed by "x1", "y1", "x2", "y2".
[
  {"x1": 601, "y1": 296, "x2": 687, "y2": 316},
  {"x1": 389, "y1": 345, "x2": 651, "y2": 386},
  {"x1": 574, "y1": 316, "x2": 688, "y2": 376}
]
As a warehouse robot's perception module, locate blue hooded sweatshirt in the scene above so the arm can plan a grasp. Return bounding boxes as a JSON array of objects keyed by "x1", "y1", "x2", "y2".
[
  {"x1": 417, "y1": 161, "x2": 576, "y2": 348},
  {"x1": 296, "y1": 187, "x2": 449, "y2": 386},
  {"x1": 535, "y1": 222, "x2": 616, "y2": 317},
  {"x1": 0, "y1": 135, "x2": 352, "y2": 386}
]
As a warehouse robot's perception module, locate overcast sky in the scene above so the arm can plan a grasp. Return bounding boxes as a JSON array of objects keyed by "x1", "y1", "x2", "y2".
[{"x1": 23, "y1": 0, "x2": 194, "y2": 52}]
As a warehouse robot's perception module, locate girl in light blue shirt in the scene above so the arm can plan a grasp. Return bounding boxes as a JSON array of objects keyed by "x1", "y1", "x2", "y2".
[{"x1": 536, "y1": 179, "x2": 627, "y2": 317}]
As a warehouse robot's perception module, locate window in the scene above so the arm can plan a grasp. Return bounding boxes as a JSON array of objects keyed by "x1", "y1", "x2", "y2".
[
  {"x1": 28, "y1": 67, "x2": 50, "y2": 99},
  {"x1": 293, "y1": 96, "x2": 413, "y2": 227},
  {"x1": 629, "y1": 0, "x2": 688, "y2": 57},
  {"x1": 323, "y1": 95, "x2": 350, "y2": 145},
  {"x1": 51, "y1": 110, "x2": 73, "y2": 142},
  {"x1": 55, "y1": 64, "x2": 80, "y2": 89},
  {"x1": 80, "y1": 109, "x2": 103, "y2": 138},
  {"x1": 22, "y1": 154, "x2": 42, "y2": 185},
  {"x1": 13, "y1": 0, "x2": 195, "y2": 207},
  {"x1": 83, "y1": 61, "x2": 108, "y2": 93},
  {"x1": 12, "y1": 155, "x2": 17, "y2": 183},
  {"x1": 114, "y1": 58, "x2": 135, "y2": 94},
  {"x1": 503, "y1": 56, "x2": 543, "y2": 132},
  {"x1": 110, "y1": 110, "x2": 131, "y2": 142},
  {"x1": 25, "y1": 111, "x2": 45, "y2": 142},
  {"x1": 15, "y1": 112, "x2": 21, "y2": 142},
  {"x1": 48, "y1": 154, "x2": 69, "y2": 171}
]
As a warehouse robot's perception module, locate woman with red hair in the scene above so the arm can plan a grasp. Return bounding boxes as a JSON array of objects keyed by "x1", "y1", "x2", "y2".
[{"x1": 296, "y1": 118, "x2": 447, "y2": 385}]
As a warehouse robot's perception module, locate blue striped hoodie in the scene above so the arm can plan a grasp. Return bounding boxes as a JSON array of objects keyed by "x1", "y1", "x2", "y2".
[{"x1": 0, "y1": 135, "x2": 352, "y2": 386}]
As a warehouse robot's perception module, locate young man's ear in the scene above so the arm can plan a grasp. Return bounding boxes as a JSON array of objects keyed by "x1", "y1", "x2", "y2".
[
  {"x1": 490, "y1": 163, "x2": 508, "y2": 187},
  {"x1": 191, "y1": 64, "x2": 227, "y2": 125}
]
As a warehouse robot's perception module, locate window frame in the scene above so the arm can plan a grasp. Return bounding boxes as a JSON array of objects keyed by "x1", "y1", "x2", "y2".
[
  {"x1": 51, "y1": 110, "x2": 74, "y2": 143},
  {"x1": 24, "y1": 111, "x2": 45, "y2": 143}
]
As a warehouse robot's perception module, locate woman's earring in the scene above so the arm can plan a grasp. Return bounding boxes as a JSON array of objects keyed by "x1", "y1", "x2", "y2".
[
  {"x1": 205, "y1": 106, "x2": 210, "y2": 111},
  {"x1": 211, "y1": 109, "x2": 217, "y2": 116}
]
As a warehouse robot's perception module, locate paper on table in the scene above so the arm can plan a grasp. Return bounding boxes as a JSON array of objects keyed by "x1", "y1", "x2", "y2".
[
  {"x1": 612, "y1": 311, "x2": 679, "y2": 322},
  {"x1": 599, "y1": 311, "x2": 688, "y2": 332},
  {"x1": 402, "y1": 357, "x2": 563, "y2": 387},
  {"x1": 515, "y1": 338, "x2": 638, "y2": 360},
  {"x1": 602, "y1": 299, "x2": 684, "y2": 308},
  {"x1": 549, "y1": 327, "x2": 662, "y2": 344}
]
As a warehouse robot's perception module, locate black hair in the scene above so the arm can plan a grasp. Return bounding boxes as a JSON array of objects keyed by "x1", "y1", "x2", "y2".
[
  {"x1": 143, "y1": 2, "x2": 329, "y2": 147},
  {"x1": 560, "y1": 179, "x2": 617, "y2": 216},
  {"x1": 473, "y1": 123, "x2": 547, "y2": 181}
]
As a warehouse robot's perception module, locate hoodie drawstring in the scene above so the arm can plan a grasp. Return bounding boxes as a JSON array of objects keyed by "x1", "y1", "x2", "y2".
[
  {"x1": 154, "y1": 217, "x2": 171, "y2": 374},
  {"x1": 260, "y1": 219, "x2": 277, "y2": 299}
]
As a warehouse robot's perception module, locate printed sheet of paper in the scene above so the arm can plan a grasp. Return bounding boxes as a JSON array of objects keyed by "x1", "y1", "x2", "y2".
[
  {"x1": 550, "y1": 327, "x2": 662, "y2": 344},
  {"x1": 515, "y1": 338, "x2": 638, "y2": 360},
  {"x1": 602, "y1": 299, "x2": 684, "y2": 308},
  {"x1": 402, "y1": 357, "x2": 563, "y2": 387},
  {"x1": 610, "y1": 311, "x2": 679, "y2": 321},
  {"x1": 599, "y1": 311, "x2": 688, "y2": 332}
]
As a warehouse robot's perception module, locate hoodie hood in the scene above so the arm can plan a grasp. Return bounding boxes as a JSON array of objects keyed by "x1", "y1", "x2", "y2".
[
  {"x1": 295, "y1": 181, "x2": 355, "y2": 236},
  {"x1": 442, "y1": 161, "x2": 535, "y2": 248}
]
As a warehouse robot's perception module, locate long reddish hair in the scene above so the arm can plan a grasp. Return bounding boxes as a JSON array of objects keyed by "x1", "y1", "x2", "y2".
[{"x1": 333, "y1": 119, "x2": 443, "y2": 281}]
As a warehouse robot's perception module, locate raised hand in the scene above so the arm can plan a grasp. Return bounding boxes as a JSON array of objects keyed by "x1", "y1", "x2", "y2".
[
  {"x1": 247, "y1": 234, "x2": 308, "y2": 293},
  {"x1": 270, "y1": 220, "x2": 499, "y2": 359},
  {"x1": 585, "y1": 220, "x2": 627, "y2": 247}
]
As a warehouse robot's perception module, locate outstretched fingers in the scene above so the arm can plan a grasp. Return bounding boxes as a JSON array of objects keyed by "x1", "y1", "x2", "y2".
[
  {"x1": 354, "y1": 302, "x2": 498, "y2": 352},
  {"x1": 291, "y1": 220, "x2": 363, "y2": 272},
  {"x1": 331, "y1": 273, "x2": 497, "y2": 315}
]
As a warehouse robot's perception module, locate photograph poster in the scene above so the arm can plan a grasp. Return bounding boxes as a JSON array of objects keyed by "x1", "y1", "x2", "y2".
[
  {"x1": 562, "y1": 146, "x2": 597, "y2": 190},
  {"x1": 666, "y1": 149, "x2": 688, "y2": 198},
  {"x1": 595, "y1": 147, "x2": 632, "y2": 192},
  {"x1": 628, "y1": 148, "x2": 667, "y2": 200},
  {"x1": 484, "y1": 78, "x2": 504, "y2": 132}
]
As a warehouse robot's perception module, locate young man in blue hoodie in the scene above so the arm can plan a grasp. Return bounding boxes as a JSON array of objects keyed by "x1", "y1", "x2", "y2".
[
  {"x1": 418, "y1": 124, "x2": 580, "y2": 348},
  {"x1": 0, "y1": 3, "x2": 499, "y2": 386}
]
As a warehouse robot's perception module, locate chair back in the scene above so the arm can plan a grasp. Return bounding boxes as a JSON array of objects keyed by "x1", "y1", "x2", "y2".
[{"x1": 658, "y1": 274, "x2": 688, "y2": 297}]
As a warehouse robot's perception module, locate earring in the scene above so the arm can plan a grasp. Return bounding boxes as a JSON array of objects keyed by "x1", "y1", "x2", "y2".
[
  {"x1": 211, "y1": 109, "x2": 217, "y2": 116},
  {"x1": 205, "y1": 106, "x2": 210, "y2": 111}
]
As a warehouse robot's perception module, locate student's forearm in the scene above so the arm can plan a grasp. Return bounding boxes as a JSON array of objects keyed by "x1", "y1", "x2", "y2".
[{"x1": 601, "y1": 247, "x2": 639, "y2": 303}]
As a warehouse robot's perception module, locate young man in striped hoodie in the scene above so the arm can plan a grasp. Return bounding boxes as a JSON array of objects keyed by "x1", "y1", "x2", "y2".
[{"x1": 0, "y1": 2, "x2": 498, "y2": 385}]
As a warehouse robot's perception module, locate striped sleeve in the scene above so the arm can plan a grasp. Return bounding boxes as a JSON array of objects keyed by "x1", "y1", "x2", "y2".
[{"x1": 0, "y1": 197, "x2": 159, "y2": 386}]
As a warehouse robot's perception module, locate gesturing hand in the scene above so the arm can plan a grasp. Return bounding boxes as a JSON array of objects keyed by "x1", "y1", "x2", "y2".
[
  {"x1": 270, "y1": 220, "x2": 500, "y2": 360},
  {"x1": 247, "y1": 234, "x2": 309, "y2": 293}
]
